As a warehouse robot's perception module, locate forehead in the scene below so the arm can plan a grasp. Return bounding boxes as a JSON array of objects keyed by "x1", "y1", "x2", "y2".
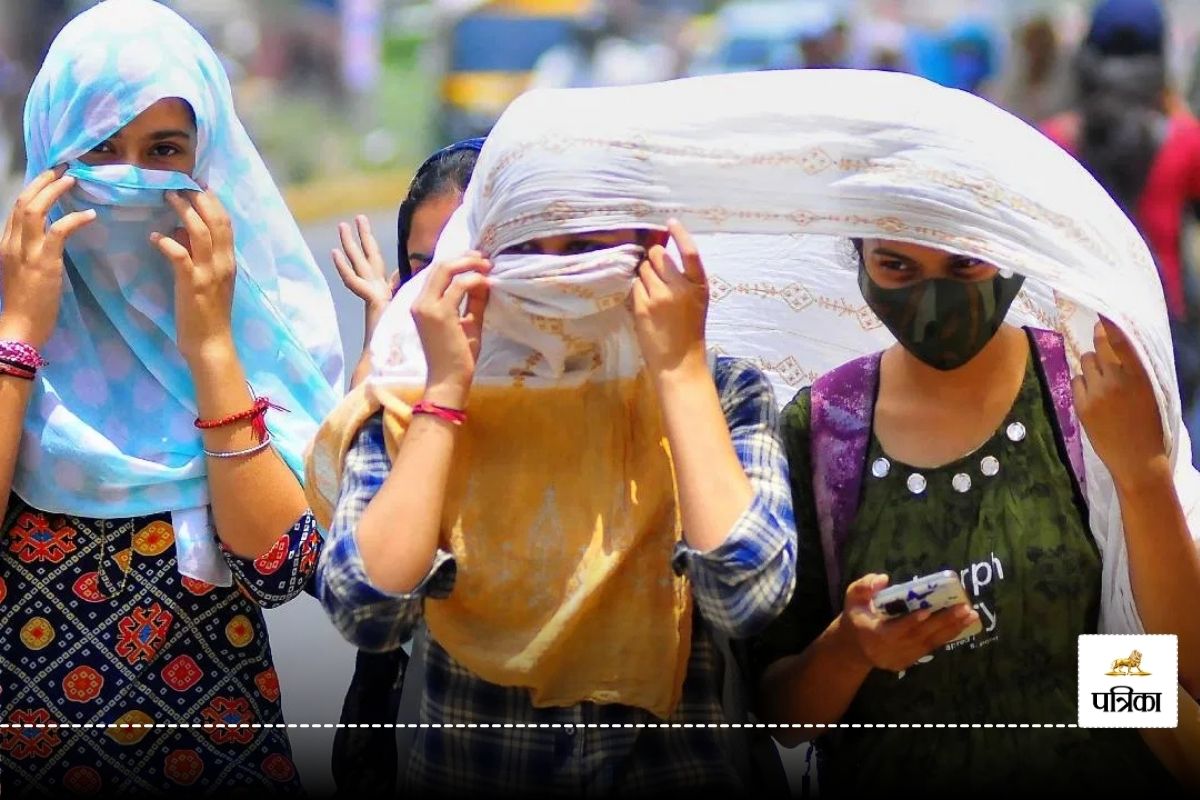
[
  {"x1": 109, "y1": 97, "x2": 196, "y2": 136},
  {"x1": 864, "y1": 239, "x2": 957, "y2": 261}
]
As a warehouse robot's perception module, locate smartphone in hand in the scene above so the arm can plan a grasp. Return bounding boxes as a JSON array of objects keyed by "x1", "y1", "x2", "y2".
[{"x1": 872, "y1": 570, "x2": 982, "y2": 642}]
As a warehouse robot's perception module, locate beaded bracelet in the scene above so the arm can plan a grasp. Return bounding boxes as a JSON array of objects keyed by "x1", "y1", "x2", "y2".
[
  {"x1": 195, "y1": 393, "x2": 288, "y2": 443},
  {"x1": 0, "y1": 341, "x2": 48, "y2": 370},
  {"x1": 0, "y1": 362, "x2": 36, "y2": 381},
  {"x1": 411, "y1": 400, "x2": 467, "y2": 426},
  {"x1": 203, "y1": 433, "x2": 274, "y2": 459}
]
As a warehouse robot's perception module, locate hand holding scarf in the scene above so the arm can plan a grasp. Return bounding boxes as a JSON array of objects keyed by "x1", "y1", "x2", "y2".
[
  {"x1": 12, "y1": 0, "x2": 344, "y2": 583},
  {"x1": 152, "y1": 189, "x2": 237, "y2": 364},
  {"x1": 0, "y1": 168, "x2": 96, "y2": 346}
]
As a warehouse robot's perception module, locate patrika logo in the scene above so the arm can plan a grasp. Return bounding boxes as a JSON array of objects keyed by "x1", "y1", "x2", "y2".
[
  {"x1": 1105, "y1": 650, "x2": 1150, "y2": 677},
  {"x1": 1079, "y1": 635, "x2": 1177, "y2": 728}
]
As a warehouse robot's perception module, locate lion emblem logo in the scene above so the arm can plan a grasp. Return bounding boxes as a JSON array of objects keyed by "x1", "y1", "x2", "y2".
[{"x1": 1105, "y1": 650, "x2": 1151, "y2": 676}]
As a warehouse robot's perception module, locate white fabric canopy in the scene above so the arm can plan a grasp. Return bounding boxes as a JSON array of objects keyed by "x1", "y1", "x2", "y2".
[{"x1": 368, "y1": 68, "x2": 1200, "y2": 638}]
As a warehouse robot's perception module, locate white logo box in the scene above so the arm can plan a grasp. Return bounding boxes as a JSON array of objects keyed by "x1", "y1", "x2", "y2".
[{"x1": 1078, "y1": 634, "x2": 1178, "y2": 728}]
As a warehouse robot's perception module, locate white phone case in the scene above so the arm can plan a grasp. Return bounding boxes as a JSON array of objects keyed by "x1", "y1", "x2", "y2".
[{"x1": 872, "y1": 570, "x2": 983, "y2": 642}]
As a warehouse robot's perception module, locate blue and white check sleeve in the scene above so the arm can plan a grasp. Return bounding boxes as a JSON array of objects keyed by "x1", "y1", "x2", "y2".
[
  {"x1": 313, "y1": 412, "x2": 456, "y2": 652},
  {"x1": 671, "y1": 357, "x2": 797, "y2": 638}
]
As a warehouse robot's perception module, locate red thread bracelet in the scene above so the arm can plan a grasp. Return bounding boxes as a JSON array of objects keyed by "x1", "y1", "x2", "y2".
[
  {"x1": 411, "y1": 400, "x2": 467, "y2": 426},
  {"x1": 0, "y1": 362, "x2": 35, "y2": 381},
  {"x1": 195, "y1": 394, "x2": 289, "y2": 443}
]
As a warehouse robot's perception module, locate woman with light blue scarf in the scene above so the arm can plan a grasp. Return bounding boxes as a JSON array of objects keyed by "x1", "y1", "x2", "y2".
[{"x1": 0, "y1": 0, "x2": 343, "y2": 795}]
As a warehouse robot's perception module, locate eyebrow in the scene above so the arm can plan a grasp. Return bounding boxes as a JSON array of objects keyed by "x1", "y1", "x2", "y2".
[
  {"x1": 107, "y1": 129, "x2": 194, "y2": 142},
  {"x1": 870, "y1": 247, "x2": 920, "y2": 264},
  {"x1": 872, "y1": 246, "x2": 978, "y2": 267}
]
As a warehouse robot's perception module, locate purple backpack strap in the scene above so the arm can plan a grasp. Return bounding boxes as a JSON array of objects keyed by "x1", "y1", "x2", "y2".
[
  {"x1": 809, "y1": 353, "x2": 882, "y2": 611},
  {"x1": 809, "y1": 329, "x2": 1084, "y2": 610},
  {"x1": 1029, "y1": 327, "x2": 1087, "y2": 493}
]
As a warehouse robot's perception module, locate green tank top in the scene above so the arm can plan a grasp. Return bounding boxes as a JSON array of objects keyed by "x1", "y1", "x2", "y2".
[{"x1": 754, "y1": 338, "x2": 1178, "y2": 795}]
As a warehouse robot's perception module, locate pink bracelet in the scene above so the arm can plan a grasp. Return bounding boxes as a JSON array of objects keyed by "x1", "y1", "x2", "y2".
[
  {"x1": 411, "y1": 400, "x2": 467, "y2": 426},
  {"x1": 0, "y1": 341, "x2": 48, "y2": 371}
]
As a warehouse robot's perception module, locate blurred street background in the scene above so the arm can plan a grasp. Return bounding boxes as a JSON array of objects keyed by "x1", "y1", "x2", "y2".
[
  {"x1": 5, "y1": 1, "x2": 1200, "y2": 211},
  {"x1": 6, "y1": 0, "x2": 1200, "y2": 795}
]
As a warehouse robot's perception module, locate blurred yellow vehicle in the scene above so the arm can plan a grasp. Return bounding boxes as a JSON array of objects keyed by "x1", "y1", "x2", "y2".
[{"x1": 437, "y1": 0, "x2": 591, "y2": 141}]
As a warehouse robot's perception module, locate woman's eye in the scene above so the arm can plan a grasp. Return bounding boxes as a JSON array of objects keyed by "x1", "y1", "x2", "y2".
[
  {"x1": 504, "y1": 242, "x2": 540, "y2": 256},
  {"x1": 566, "y1": 240, "x2": 604, "y2": 255},
  {"x1": 90, "y1": 141, "x2": 115, "y2": 154},
  {"x1": 150, "y1": 144, "x2": 182, "y2": 158},
  {"x1": 953, "y1": 259, "x2": 989, "y2": 275},
  {"x1": 877, "y1": 258, "x2": 908, "y2": 272}
]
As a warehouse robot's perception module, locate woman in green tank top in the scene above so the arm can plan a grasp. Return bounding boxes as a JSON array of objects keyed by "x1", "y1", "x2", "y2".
[{"x1": 752, "y1": 238, "x2": 1200, "y2": 796}]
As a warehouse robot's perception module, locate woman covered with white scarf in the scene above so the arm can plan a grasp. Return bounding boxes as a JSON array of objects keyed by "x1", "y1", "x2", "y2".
[
  {"x1": 306, "y1": 91, "x2": 798, "y2": 798},
  {"x1": 310, "y1": 67, "x2": 1200, "y2": 795}
]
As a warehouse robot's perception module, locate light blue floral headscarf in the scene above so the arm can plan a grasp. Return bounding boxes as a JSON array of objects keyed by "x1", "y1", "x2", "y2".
[{"x1": 12, "y1": 0, "x2": 344, "y2": 582}]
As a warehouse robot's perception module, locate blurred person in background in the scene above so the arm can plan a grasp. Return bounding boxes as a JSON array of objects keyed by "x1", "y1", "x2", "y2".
[
  {"x1": 853, "y1": 18, "x2": 910, "y2": 73},
  {"x1": 1189, "y1": 46, "x2": 1200, "y2": 118},
  {"x1": 324, "y1": 138, "x2": 482, "y2": 797},
  {"x1": 787, "y1": 2, "x2": 850, "y2": 71},
  {"x1": 0, "y1": 0, "x2": 71, "y2": 175},
  {"x1": 0, "y1": 0, "x2": 343, "y2": 794},
  {"x1": 997, "y1": 13, "x2": 1074, "y2": 124},
  {"x1": 530, "y1": 2, "x2": 675, "y2": 89},
  {"x1": 1042, "y1": 0, "x2": 1200, "y2": 458},
  {"x1": 290, "y1": 0, "x2": 347, "y2": 104},
  {"x1": 942, "y1": 17, "x2": 1000, "y2": 97}
]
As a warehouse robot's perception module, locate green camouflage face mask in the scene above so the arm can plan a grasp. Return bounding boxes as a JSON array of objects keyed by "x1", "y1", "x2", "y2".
[{"x1": 859, "y1": 265, "x2": 1026, "y2": 371}]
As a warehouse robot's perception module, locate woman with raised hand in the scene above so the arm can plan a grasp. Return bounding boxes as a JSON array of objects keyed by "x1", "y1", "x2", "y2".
[
  {"x1": 0, "y1": 1, "x2": 342, "y2": 795},
  {"x1": 304, "y1": 90, "x2": 798, "y2": 794},
  {"x1": 332, "y1": 139, "x2": 483, "y2": 390},
  {"x1": 753, "y1": 239, "x2": 1197, "y2": 796}
]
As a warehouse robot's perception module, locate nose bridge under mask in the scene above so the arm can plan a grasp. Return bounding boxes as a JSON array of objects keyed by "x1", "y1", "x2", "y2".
[
  {"x1": 909, "y1": 275, "x2": 1001, "y2": 342},
  {"x1": 859, "y1": 265, "x2": 1025, "y2": 370},
  {"x1": 64, "y1": 162, "x2": 201, "y2": 208},
  {"x1": 57, "y1": 162, "x2": 206, "y2": 337}
]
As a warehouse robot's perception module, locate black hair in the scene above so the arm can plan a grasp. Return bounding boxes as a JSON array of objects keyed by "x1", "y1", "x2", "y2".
[
  {"x1": 1074, "y1": 45, "x2": 1167, "y2": 216},
  {"x1": 396, "y1": 147, "x2": 480, "y2": 282}
]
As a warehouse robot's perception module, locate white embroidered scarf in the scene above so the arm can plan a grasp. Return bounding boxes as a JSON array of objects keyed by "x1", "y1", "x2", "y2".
[{"x1": 371, "y1": 68, "x2": 1200, "y2": 645}]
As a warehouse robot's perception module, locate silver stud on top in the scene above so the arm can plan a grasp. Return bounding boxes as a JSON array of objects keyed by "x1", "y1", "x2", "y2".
[
  {"x1": 952, "y1": 473, "x2": 972, "y2": 493},
  {"x1": 871, "y1": 458, "x2": 891, "y2": 478},
  {"x1": 906, "y1": 473, "x2": 928, "y2": 495},
  {"x1": 1006, "y1": 422, "x2": 1027, "y2": 443},
  {"x1": 980, "y1": 455, "x2": 1000, "y2": 477}
]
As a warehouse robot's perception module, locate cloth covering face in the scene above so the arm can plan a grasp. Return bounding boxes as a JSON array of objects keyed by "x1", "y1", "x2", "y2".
[
  {"x1": 15, "y1": 0, "x2": 344, "y2": 583},
  {"x1": 307, "y1": 243, "x2": 692, "y2": 717}
]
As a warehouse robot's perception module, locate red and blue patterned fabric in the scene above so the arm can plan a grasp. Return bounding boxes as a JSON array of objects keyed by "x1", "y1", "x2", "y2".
[{"x1": 1, "y1": 493, "x2": 320, "y2": 796}]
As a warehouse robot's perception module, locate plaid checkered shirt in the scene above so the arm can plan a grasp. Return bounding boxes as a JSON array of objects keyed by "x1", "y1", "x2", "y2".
[{"x1": 315, "y1": 357, "x2": 796, "y2": 795}]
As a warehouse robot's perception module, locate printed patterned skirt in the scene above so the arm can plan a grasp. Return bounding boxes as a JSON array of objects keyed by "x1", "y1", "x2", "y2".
[{"x1": 0, "y1": 493, "x2": 320, "y2": 796}]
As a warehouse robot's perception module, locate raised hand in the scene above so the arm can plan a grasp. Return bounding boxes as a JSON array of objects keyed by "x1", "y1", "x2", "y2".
[
  {"x1": 410, "y1": 253, "x2": 491, "y2": 409},
  {"x1": 630, "y1": 218, "x2": 709, "y2": 379},
  {"x1": 151, "y1": 188, "x2": 237, "y2": 364},
  {"x1": 0, "y1": 167, "x2": 97, "y2": 345},
  {"x1": 1073, "y1": 318, "x2": 1169, "y2": 489},
  {"x1": 332, "y1": 214, "x2": 397, "y2": 313}
]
